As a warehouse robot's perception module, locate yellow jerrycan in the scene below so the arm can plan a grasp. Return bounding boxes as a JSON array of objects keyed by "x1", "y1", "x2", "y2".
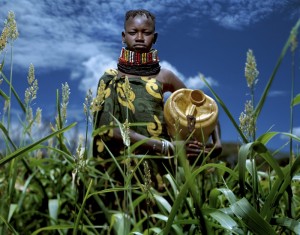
[{"x1": 164, "y1": 89, "x2": 218, "y2": 143}]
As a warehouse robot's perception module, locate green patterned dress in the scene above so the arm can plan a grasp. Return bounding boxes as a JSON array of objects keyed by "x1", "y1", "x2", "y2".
[{"x1": 93, "y1": 68, "x2": 169, "y2": 159}]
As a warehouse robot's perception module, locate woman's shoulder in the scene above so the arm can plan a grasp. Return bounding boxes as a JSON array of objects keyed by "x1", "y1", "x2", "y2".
[
  {"x1": 157, "y1": 68, "x2": 186, "y2": 92},
  {"x1": 159, "y1": 68, "x2": 176, "y2": 77},
  {"x1": 103, "y1": 68, "x2": 118, "y2": 76}
]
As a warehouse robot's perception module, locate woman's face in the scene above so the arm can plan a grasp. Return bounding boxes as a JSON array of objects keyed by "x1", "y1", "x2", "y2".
[{"x1": 122, "y1": 15, "x2": 157, "y2": 53}]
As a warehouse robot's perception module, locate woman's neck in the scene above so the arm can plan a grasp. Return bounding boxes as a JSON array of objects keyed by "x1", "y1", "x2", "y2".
[{"x1": 117, "y1": 47, "x2": 161, "y2": 76}]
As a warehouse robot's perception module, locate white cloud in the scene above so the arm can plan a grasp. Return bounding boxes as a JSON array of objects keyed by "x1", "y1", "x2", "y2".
[
  {"x1": 280, "y1": 127, "x2": 300, "y2": 140},
  {"x1": 160, "y1": 61, "x2": 218, "y2": 91},
  {"x1": 76, "y1": 52, "x2": 117, "y2": 95},
  {"x1": 0, "y1": 0, "x2": 292, "y2": 95},
  {"x1": 1, "y1": 0, "x2": 289, "y2": 66},
  {"x1": 160, "y1": 60, "x2": 185, "y2": 81},
  {"x1": 185, "y1": 75, "x2": 218, "y2": 90},
  {"x1": 211, "y1": 0, "x2": 284, "y2": 29},
  {"x1": 293, "y1": 127, "x2": 300, "y2": 137},
  {"x1": 268, "y1": 90, "x2": 286, "y2": 97}
]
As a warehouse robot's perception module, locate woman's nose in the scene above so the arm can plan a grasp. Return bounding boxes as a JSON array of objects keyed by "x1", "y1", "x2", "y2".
[{"x1": 136, "y1": 32, "x2": 144, "y2": 41}]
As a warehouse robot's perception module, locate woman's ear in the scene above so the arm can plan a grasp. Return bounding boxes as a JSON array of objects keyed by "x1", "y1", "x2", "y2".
[
  {"x1": 153, "y1": 32, "x2": 158, "y2": 44},
  {"x1": 122, "y1": 31, "x2": 125, "y2": 44}
]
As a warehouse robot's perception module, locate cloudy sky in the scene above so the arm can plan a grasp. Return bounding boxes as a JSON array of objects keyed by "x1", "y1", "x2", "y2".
[{"x1": 1, "y1": 0, "x2": 300, "y2": 151}]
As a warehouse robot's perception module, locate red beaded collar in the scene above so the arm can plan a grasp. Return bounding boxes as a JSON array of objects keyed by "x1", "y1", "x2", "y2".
[{"x1": 118, "y1": 47, "x2": 159, "y2": 65}]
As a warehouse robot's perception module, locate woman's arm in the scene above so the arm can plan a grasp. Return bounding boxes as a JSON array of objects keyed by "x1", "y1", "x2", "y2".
[{"x1": 110, "y1": 127, "x2": 173, "y2": 155}]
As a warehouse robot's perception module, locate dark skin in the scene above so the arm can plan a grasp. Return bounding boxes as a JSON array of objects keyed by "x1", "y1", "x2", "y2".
[{"x1": 110, "y1": 14, "x2": 222, "y2": 158}]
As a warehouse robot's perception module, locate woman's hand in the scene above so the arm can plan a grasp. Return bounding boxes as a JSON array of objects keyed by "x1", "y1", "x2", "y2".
[{"x1": 172, "y1": 140, "x2": 222, "y2": 159}]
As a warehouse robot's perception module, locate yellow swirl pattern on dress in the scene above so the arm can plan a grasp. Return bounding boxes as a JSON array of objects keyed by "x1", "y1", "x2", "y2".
[
  {"x1": 147, "y1": 115, "x2": 162, "y2": 137},
  {"x1": 100, "y1": 79, "x2": 111, "y2": 99},
  {"x1": 106, "y1": 68, "x2": 118, "y2": 76},
  {"x1": 96, "y1": 139, "x2": 105, "y2": 153},
  {"x1": 96, "y1": 122, "x2": 114, "y2": 153},
  {"x1": 141, "y1": 77, "x2": 162, "y2": 99},
  {"x1": 91, "y1": 79, "x2": 111, "y2": 112},
  {"x1": 117, "y1": 82, "x2": 136, "y2": 113}
]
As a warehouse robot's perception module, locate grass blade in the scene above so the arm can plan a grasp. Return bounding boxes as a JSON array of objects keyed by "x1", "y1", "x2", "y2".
[
  {"x1": 73, "y1": 179, "x2": 93, "y2": 235},
  {"x1": 230, "y1": 198, "x2": 276, "y2": 235},
  {"x1": 254, "y1": 19, "x2": 300, "y2": 119},
  {"x1": 201, "y1": 75, "x2": 248, "y2": 143},
  {"x1": 292, "y1": 93, "x2": 300, "y2": 107},
  {"x1": 0, "y1": 122, "x2": 77, "y2": 166},
  {"x1": 0, "y1": 70, "x2": 26, "y2": 113}
]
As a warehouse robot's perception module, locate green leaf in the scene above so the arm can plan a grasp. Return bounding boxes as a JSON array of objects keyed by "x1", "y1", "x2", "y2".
[
  {"x1": 209, "y1": 210, "x2": 241, "y2": 233},
  {"x1": 281, "y1": 132, "x2": 300, "y2": 142},
  {"x1": 273, "y1": 217, "x2": 300, "y2": 233},
  {"x1": 238, "y1": 143, "x2": 252, "y2": 195},
  {"x1": 153, "y1": 193, "x2": 172, "y2": 213},
  {"x1": 163, "y1": 163, "x2": 238, "y2": 235},
  {"x1": 17, "y1": 171, "x2": 38, "y2": 213},
  {"x1": 73, "y1": 179, "x2": 93, "y2": 235},
  {"x1": 48, "y1": 199, "x2": 59, "y2": 224},
  {"x1": 230, "y1": 198, "x2": 276, "y2": 235},
  {"x1": 0, "y1": 70, "x2": 26, "y2": 112},
  {"x1": 0, "y1": 122, "x2": 76, "y2": 166},
  {"x1": 254, "y1": 19, "x2": 300, "y2": 119},
  {"x1": 0, "y1": 122, "x2": 16, "y2": 149},
  {"x1": 292, "y1": 93, "x2": 300, "y2": 107},
  {"x1": 110, "y1": 212, "x2": 131, "y2": 235},
  {"x1": 32, "y1": 225, "x2": 78, "y2": 235},
  {"x1": 0, "y1": 58, "x2": 4, "y2": 71},
  {"x1": 0, "y1": 88, "x2": 9, "y2": 100},
  {"x1": 256, "y1": 132, "x2": 279, "y2": 145},
  {"x1": 8, "y1": 204, "x2": 17, "y2": 222},
  {"x1": 201, "y1": 74, "x2": 248, "y2": 143},
  {"x1": 209, "y1": 188, "x2": 237, "y2": 209},
  {"x1": 0, "y1": 215, "x2": 19, "y2": 234},
  {"x1": 238, "y1": 142, "x2": 284, "y2": 196}
]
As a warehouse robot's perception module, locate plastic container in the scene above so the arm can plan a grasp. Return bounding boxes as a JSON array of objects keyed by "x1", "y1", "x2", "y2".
[{"x1": 164, "y1": 89, "x2": 218, "y2": 143}]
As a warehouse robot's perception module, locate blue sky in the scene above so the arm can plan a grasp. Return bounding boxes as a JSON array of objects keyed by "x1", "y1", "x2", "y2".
[{"x1": 1, "y1": 0, "x2": 300, "y2": 152}]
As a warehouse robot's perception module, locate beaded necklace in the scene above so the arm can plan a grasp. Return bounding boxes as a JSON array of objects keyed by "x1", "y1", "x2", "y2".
[{"x1": 117, "y1": 47, "x2": 161, "y2": 76}]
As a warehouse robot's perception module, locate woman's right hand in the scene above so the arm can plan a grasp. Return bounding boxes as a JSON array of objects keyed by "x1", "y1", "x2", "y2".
[{"x1": 172, "y1": 140, "x2": 221, "y2": 158}]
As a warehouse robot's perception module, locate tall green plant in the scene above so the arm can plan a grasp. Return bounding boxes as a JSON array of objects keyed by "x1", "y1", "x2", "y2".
[
  {"x1": 0, "y1": 11, "x2": 81, "y2": 234},
  {"x1": 200, "y1": 18, "x2": 300, "y2": 234}
]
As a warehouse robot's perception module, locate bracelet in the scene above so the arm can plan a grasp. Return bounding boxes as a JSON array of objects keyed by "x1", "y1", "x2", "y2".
[
  {"x1": 161, "y1": 140, "x2": 166, "y2": 155},
  {"x1": 161, "y1": 139, "x2": 174, "y2": 155}
]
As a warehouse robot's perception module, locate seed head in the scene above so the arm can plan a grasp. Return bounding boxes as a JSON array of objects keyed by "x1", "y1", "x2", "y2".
[
  {"x1": 26, "y1": 106, "x2": 33, "y2": 126},
  {"x1": 83, "y1": 89, "x2": 93, "y2": 123},
  {"x1": 25, "y1": 64, "x2": 38, "y2": 105},
  {"x1": 239, "y1": 100, "x2": 255, "y2": 141},
  {"x1": 290, "y1": 28, "x2": 298, "y2": 53},
  {"x1": 91, "y1": 80, "x2": 106, "y2": 113},
  {"x1": 124, "y1": 75, "x2": 132, "y2": 99},
  {"x1": 121, "y1": 118, "x2": 130, "y2": 147},
  {"x1": 4, "y1": 11, "x2": 19, "y2": 41},
  {"x1": 245, "y1": 49, "x2": 259, "y2": 89},
  {"x1": 142, "y1": 160, "x2": 152, "y2": 205},
  {"x1": 27, "y1": 63, "x2": 35, "y2": 84},
  {"x1": 36, "y1": 108, "x2": 42, "y2": 125},
  {"x1": 143, "y1": 160, "x2": 152, "y2": 189},
  {"x1": 0, "y1": 27, "x2": 9, "y2": 51},
  {"x1": 61, "y1": 82, "x2": 70, "y2": 122}
]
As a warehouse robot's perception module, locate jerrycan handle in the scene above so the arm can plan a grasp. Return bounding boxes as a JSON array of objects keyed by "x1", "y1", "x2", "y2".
[{"x1": 187, "y1": 90, "x2": 206, "y2": 116}]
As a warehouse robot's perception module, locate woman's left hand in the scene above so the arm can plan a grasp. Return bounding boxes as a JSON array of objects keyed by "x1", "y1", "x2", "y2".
[{"x1": 185, "y1": 140, "x2": 222, "y2": 158}]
